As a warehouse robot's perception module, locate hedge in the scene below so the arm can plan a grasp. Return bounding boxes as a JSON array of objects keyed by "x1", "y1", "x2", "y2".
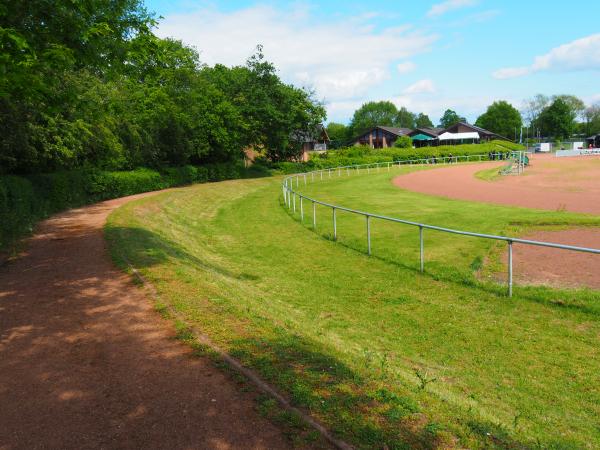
[
  {"x1": 272, "y1": 140, "x2": 525, "y2": 174},
  {"x1": 0, "y1": 162, "x2": 250, "y2": 251}
]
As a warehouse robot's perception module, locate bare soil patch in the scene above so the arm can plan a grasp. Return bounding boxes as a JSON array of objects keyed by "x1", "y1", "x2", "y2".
[
  {"x1": 0, "y1": 193, "x2": 290, "y2": 449},
  {"x1": 393, "y1": 154, "x2": 600, "y2": 289}
]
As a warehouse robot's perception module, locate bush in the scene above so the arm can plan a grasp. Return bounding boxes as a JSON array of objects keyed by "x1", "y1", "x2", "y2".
[
  {"x1": 0, "y1": 162, "x2": 250, "y2": 251},
  {"x1": 394, "y1": 136, "x2": 412, "y2": 148}
]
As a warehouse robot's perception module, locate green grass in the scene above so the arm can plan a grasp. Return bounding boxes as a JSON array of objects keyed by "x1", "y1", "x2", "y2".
[
  {"x1": 106, "y1": 166, "x2": 600, "y2": 449},
  {"x1": 474, "y1": 166, "x2": 503, "y2": 182}
]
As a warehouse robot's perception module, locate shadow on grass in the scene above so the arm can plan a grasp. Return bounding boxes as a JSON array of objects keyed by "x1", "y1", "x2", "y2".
[
  {"x1": 224, "y1": 326, "x2": 540, "y2": 449},
  {"x1": 105, "y1": 225, "x2": 260, "y2": 282}
]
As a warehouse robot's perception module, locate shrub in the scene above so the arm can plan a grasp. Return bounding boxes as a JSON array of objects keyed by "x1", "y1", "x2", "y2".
[
  {"x1": 394, "y1": 136, "x2": 412, "y2": 148},
  {"x1": 0, "y1": 162, "x2": 251, "y2": 251}
]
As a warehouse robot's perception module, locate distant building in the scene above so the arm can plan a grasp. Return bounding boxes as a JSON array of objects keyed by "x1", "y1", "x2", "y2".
[
  {"x1": 299, "y1": 124, "x2": 330, "y2": 162},
  {"x1": 350, "y1": 122, "x2": 510, "y2": 149},
  {"x1": 350, "y1": 126, "x2": 413, "y2": 148},
  {"x1": 586, "y1": 134, "x2": 600, "y2": 148}
]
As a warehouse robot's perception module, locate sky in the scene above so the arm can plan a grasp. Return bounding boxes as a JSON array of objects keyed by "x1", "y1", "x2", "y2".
[{"x1": 144, "y1": 0, "x2": 600, "y2": 125}]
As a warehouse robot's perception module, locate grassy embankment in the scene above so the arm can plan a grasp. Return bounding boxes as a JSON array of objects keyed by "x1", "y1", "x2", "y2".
[{"x1": 106, "y1": 166, "x2": 600, "y2": 449}]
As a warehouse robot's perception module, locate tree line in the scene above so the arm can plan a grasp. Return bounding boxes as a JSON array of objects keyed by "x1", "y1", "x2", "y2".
[
  {"x1": 327, "y1": 95, "x2": 600, "y2": 146},
  {"x1": 0, "y1": 0, "x2": 325, "y2": 175}
]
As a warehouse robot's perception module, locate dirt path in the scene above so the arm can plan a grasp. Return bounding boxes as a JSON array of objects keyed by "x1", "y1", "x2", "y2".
[
  {"x1": 393, "y1": 154, "x2": 600, "y2": 215},
  {"x1": 0, "y1": 193, "x2": 291, "y2": 450},
  {"x1": 393, "y1": 155, "x2": 600, "y2": 289}
]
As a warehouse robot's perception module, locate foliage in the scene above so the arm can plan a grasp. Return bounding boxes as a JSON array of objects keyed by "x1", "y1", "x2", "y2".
[
  {"x1": 438, "y1": 109, "x2": 466, "y2": 128},
  {"x1": 395, "y1": 107, "x2": 416, "y2": 128},
  {"x1": 475, "y1": 100, "x2": 522, "y2": 140},
  {"x1": 348, "y1": 101, "x2": 399, "y2": 137},
  {"x1": 0, "y1": 162, "x2": 251, "y2": 250},
  {"x1": 415, "y1": 112, "x2": 434, "y2": 128},
  {"x1": 535, "y1": 98, "x2": 576, "y2": 139},
  {"x1": 325, "y1": 122, "x2": 350, "y2": 148},
  {"x1": 0, "y1": 5, "x2": 325, "y2": 173},
  {"x1": 393, "y1": 135, "x2": 412, "y2": 148}
]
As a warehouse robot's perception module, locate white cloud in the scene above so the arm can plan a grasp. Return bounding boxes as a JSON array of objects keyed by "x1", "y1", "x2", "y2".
[
  {"x1": 493, "y1": 33, "x2": 600, "y2": 79},
  {"x1": 397, "y1": 61, "x2": 416, "y2": 74},
  {"x1": 156, "y1": 4, "x2": 437, "y2": 103},
  {"x1": 403, "y1": 79, "x2": 436, "y2": 94},
  {"x1": 427, "y1": 0, "x2": 478, "y2": 17}
]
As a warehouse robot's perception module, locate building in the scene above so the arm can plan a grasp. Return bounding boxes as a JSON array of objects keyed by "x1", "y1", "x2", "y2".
[
  {"x1": 299, "y1": 124, "x2": 331, "y2": 162},
  {"x1": 350, "y1": 126, "x2": 412, "y2": 148},
  {"x1": 408, "y1": 128, "x2": 444, "y2": 147},
  {"x1": 351, "y1": 122, "x2": 510, "y2": 149},
  {"x1": 586, "y1": 134, "x2": 600, "y2": 148}
]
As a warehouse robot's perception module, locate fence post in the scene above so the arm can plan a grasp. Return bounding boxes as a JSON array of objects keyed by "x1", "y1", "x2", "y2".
[
  {"x1": 293, "y1": 192, "x2": 296, "y2": 213},
  {"x1": 329, "y1": 169, "x2": 332, "y2": 178},
  {"x1": 312, "y1": 172, "x2": 314, "y2": 183},
  {"x1": 508, "y1": 240, "x2": 513, "y2": 297},
  {"x1": 304, "y1": 174, "x2": 307, "y2": 185},
  {"x1": 300, "y1": 196, "x2": 304, "y2": 222},
  {"x1": 338, "y1": 168, "x2": 341, "y2": 177},
  {"x1": 332, "y1": 207, "x2": 337, "y2": 241},
  {"x1": 320, "y1": 171, "x2": 323, "y2": 181},
  {"x1": 419, "y1": 225, "x2": 424, "y2": 272},
  {"x1": 366, "y1": 215, "x2": 371, "y2": 255},
  {"x1": 313, "y1": 201, "x2": 316, "y2": 230},
  {"x1": 387, "y1": 162, "x2": 390, "y2": 172}
]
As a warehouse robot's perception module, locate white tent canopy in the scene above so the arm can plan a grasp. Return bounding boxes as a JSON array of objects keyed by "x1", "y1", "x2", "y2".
[{"x1": 437, "y1": 132, "x2": 479, "y2": 141}]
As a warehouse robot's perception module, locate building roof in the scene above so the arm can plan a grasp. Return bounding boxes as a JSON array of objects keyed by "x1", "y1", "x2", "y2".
[
  {"x1": 444, "y1": 122, "x2": 510, "y2": 141},
  {"x1": 409, "y1": 127, "x2": 444, "y2": 138},
  {"x1": 377, "y1": 126, "x2": 413, "y2": 136},
  {"x1": 438, "y1": 131, "x2": 480, "y2": 141}
]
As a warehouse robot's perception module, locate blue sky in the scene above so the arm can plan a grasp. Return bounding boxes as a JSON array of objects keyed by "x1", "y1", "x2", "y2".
[{"x1": 145, "y1": 0, "x2": 600, "y2": 125}]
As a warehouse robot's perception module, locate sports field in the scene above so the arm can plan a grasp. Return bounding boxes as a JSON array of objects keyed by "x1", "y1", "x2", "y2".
[{"x1": 107, "y1": 161, "x2": 600, "y2": 449}]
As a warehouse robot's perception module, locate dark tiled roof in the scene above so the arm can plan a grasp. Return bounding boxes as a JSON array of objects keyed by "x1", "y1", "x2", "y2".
[{"x1": 378, "y1": 126, "x2": 412, "y2": 136}]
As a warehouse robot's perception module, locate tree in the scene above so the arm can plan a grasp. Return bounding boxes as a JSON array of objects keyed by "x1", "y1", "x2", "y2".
[
  {"x1": 326, "y1": 122, "x2": 349, "y2": 148},
  {"x1": 438, "y1": 109, "x2": 466, "y2": 128},
  {"x1": 522, "y1": 94, "x2": 550, "y2": 126},
  {"x1": 535, "y1": 98, "x2": 576, "y2": 139},
  {"x1": 475, "y1": 101, "x2": 522, "y2": 140},
  {"x1": 348, "y1": 101, "x2": 398, "y2": 137},
  {"x1": 583, "y1": 103, "x2": 600, "y2": 136},
  {"x1": 395, "y1": 107, "x2": 416, "y2": 128},
  {"x1": 415, "y1": 113, "x2": 434, "y2": 128},
  {"x1": 554, "y1": 95, "x2": 585, "y2": 121}
]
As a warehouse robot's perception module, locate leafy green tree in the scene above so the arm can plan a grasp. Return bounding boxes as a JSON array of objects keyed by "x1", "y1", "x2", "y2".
[
  {"x1": 395, "y1": 107, "x2": 416, "y2": 128},
  {"x1": 326, "y1": 122, "x2": 349, "y2": 148},
  {"x1": 438, "y1": 109, "x2": 466, "y2": 128},
  {"x1": 475, "y1": 101, "x2": 522, "y2": 140},
  {"x1": 535, "y1": 98, "x2": 576, "y2": 139},
  {"x1": 415, "y1": 113, "x2": 434, "y2": 128},
  {"x1": 583, "y1": 104, "x2": 600, "y2": 135},
  {"x1": 349, "y1": 101, "x2": 398, "y2": 137}
]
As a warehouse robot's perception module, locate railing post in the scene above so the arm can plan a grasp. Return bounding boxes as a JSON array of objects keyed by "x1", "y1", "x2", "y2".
[
  {"x1": 300, "y1": 196, "x2": 304, "y2": 222},
  {"x1": 366, "y1": 215, "x2": 371, "y2": 255},
  {"x1": 312, "y1": 201, "x2": 316, "y2": 230},
  {"x1": 387, "y1": 162, "x2": 390, "y2": 172},
  {"x1": 293, "y1": 192, "x2": 296, "y2": 213},
  {"x1": 508, "y1": 240, "x2": 513, "y2": 297},
  {"x1": 332, "y1": 207, "x2": 337, "y2": 241},
  {"x1": 419, "y1": 225, "x2": 424, "y2": 272}
]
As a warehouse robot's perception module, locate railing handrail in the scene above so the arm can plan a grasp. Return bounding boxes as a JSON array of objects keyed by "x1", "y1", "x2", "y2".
[{"x1": 281, "y1": 152, "x2": 599, "y2": 296}]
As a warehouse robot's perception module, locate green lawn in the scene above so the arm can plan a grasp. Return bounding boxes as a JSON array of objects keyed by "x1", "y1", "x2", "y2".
[{"x1": 106, "y1": 166, "x2": 600, "y2": 449}]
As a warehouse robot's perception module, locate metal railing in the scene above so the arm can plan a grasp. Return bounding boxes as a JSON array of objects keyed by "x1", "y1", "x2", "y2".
[{"x1": 281, "y1": 153, "x2": 600, "y2": 296}]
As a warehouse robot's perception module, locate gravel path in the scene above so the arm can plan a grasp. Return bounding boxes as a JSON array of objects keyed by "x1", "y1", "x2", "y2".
[{"x1": 0, "y1": 193, "x2": 290, "y2": 450}]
